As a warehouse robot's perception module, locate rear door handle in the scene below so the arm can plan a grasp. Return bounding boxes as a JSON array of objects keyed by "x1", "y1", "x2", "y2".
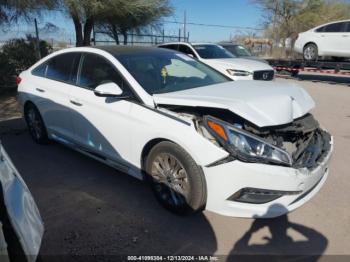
[
  {"x1": 342, "y1": 35, "x2": 349, "y2": 37},
  {"x1": 70, "y1": 99, "x2": 83, "y2": 106},
  {"x1": 36, "y1": 88, "x2": 45, "y2": 93}
]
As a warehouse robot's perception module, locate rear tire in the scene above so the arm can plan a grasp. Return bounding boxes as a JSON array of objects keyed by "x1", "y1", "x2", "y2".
[
  {"x1": 24, "y1": 103, "x2": 49, "y2": 144},
  {"x1": 303, "y1": 43, "x2": 318, "y2": 61},
  {"x1": 145, "y1": 141, "x2": 207, "y2": 215}
]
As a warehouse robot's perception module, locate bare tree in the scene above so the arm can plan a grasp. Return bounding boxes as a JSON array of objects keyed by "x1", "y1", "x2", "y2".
[{"x1": 96, "y1": 0, "x2": 172, "y2": 45}]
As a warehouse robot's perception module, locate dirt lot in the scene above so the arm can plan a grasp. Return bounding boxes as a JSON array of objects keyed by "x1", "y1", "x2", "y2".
[{"x1": 0, "y1": 78, "x2": 350, "y2": 260}]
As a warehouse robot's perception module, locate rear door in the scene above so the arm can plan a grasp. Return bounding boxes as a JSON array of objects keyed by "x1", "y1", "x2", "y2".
[
  {"x1": 34, "y1": 53, "x2": 80, "y2": 140},
  {"x1": 319, "y1": 22, "x2": 347, "y2": 56},
  {"x1": 69, "y1": 52, "x2": 134, "y2": 163}
]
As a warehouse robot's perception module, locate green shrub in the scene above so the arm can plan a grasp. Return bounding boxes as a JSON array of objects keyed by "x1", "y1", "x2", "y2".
[{"x1": 0, "y1": 36, "x2": 52, "y2": 92}]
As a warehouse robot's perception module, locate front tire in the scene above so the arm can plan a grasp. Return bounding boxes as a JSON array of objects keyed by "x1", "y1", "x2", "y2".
[
  {"x1": 24, "y1": 103, "x2": 49, "y2": 144},
  {"x1": 145, "y1": 141, "x2": 207, "y2": 215},
  {"x1": 303, "y1": 43, "x2": 318, "y2": 61}
]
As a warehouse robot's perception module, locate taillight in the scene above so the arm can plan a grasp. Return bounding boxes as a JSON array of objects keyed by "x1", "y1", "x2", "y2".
[{"x1": 16, "y1": 76, "x2": 22, "y2": 85}]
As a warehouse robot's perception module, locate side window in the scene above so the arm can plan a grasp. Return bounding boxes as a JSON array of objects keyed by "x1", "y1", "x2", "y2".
[
  {"x1": 345, "y1": 22, "x2": 350, "y2": 32},
  {"x1": 32, "y1": 63, "x2": 48, "y2": 77},
  {"x1": 46, "y1": 53, "x2": 80, "y2": 83},
  {"x1": 159, "y1": 44, "x2": 178, "y2": 51},
  {"x1": 178, "y1": 45, "x2": 196, "y2": 58},
  {"x1": 323, "y1": 22, "x2": 345, "y2": 33},
  {"x1": 78, "y1": 53, "x2": 124, "y2": 90}
]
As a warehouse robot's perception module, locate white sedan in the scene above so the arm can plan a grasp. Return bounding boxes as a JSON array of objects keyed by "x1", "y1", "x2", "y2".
[
  {"x1": 0, "y1": 142, "x2": 43, "y2": 262},
  {"x1": 17, "y1": 46, "x2": 333, "y2": 218},
  {"x1": 294, "y1": 19, "x2": 350, "y2": 61},
  {"x1": 158, "y1": 42, "x2": 275, "y2": 81}
]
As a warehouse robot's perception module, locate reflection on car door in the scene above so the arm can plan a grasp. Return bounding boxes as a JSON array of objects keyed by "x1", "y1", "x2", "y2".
[
  {"x1": 34, "y1": 53, "x2": 80, "y2": 140},
  {"x1": 69, "y1": 53, "x2": 133, "y2": 164}
]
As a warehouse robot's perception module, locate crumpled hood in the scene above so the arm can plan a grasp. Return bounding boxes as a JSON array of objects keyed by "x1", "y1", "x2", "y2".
[
  {"x1": 203, "y1": 58, "x2": 273, "y2": 72},
  {"x1": 153, "y1": 81, "x2": 315, "y2": 127}
]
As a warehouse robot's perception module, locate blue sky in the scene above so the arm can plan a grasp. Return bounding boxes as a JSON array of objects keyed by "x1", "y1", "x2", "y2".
[
  {"x1": 1, "y1": 0, "x2": 262, "y2": 43},
  {"x1": 169, "y1": 0, "x2": 262, "y2": 42}
]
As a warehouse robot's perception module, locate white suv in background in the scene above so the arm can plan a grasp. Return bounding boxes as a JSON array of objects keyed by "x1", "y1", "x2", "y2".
[
  {"x1": 294, "y1": 20, "x2": 350, "y2": 61},
  {"x1": 158, "y1": 42, "x2": 275, "y2": 81}
]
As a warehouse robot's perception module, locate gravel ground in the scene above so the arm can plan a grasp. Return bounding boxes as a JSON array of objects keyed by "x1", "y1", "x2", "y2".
[{"x1": 0, "y1": 78, "x2": 349, "y2": 260}]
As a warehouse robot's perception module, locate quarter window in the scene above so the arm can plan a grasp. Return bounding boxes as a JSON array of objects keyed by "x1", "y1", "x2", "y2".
[
  {"x1": 32, "y1": 63, "x2": 48, "y2": 77},
  {"x1": 78, "y1": 53, "x2": 124, "y2": 90},
  {"x1": 46, "y1": 53, "x2": 80, "y2": 83},
  {"x1": 315, "y1": 26, "x2": 326, "y2": 32}
]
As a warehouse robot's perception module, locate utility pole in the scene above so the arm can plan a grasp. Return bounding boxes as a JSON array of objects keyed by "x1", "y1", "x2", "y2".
[
  {"x1": 34, "y1": 18, "x2": 41, "y2": 60},
  {"x1": 183, "y1": 10, "x2": 187, "y2": 41}
]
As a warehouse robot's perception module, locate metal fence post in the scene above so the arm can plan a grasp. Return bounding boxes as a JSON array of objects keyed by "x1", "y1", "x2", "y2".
[{"x1": 34, "y1": 18, "x2": 41, "y2": 60}]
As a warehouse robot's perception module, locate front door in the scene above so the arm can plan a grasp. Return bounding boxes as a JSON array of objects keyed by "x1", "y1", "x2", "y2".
[{"x1": 69, "y1": 52, "x2": 134, "y2": 163}]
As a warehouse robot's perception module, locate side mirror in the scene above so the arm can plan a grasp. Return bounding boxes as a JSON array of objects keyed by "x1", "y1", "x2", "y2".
[{"x1": 94, "y1": 82, "x2": 123, "y2": 97}]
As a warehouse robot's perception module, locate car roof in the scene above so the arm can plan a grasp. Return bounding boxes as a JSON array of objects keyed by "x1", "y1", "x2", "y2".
[
  {"x1": 314, "y1": 19, "x2": 350, "y2": 29},
  {"x1": 158, "y1": 42, "x2": 220, "y2": 47},
  {"x1": 90, "y1": 45, "x2": 175, "y2": 56},
  {"x1": 219, "y1": 43, "x2": 240, "y2": 46}
]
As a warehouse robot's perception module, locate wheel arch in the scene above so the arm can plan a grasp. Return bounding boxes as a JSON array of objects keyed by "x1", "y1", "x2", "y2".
[
  {"x1": 140, "y1": 138, "x2": 172, "y2": 171},
  {"x1": 23, "y1": 100, "x2": 35, "y2": 110},
  {"x1": 303, "y1": 42, "x2": 317, "y2": 50}
]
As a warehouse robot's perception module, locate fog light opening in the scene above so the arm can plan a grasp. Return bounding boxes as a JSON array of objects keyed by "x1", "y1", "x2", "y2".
[{"x1": 227, "y1": 188, "x2": 302, "y2": 204}]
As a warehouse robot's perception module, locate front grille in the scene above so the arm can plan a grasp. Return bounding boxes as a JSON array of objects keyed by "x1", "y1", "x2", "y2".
[{"x1": 253, "y1": 70, "x2": 274, "y2": 81}]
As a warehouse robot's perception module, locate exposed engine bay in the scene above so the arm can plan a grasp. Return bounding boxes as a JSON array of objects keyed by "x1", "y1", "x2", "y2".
[{"x1": 159, "y1": 105, "x2": 332, "y2": 170}]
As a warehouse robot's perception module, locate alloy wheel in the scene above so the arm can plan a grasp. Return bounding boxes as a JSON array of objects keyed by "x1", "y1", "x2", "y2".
[
  {"x1": 150, "y1": 153, "x2": 190, "y2": 207},
  {"x1": 304, "y1": 45, "x2": 317, "y2": 61}
]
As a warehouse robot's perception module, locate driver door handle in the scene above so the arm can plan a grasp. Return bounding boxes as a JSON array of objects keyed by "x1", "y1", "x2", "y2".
[{"x1": 70, "y1": 99, "x2": 83, "y2": 106}]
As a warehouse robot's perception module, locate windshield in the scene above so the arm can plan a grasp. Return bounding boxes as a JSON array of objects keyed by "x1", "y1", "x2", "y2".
[
  {"x1": 224, "y1": 45, "x2": 251, "y2": 57},
  {"x1": 193, "y1": 44, "x2": 235, "y2": 59},
  {"x1": 116, "y1": 51, "x2": 229, "y2": 95}
]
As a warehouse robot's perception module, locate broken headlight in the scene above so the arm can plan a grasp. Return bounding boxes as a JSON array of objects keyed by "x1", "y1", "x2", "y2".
[{"x1": 204, "y1": 116, "x2": 292, "y2": 166}]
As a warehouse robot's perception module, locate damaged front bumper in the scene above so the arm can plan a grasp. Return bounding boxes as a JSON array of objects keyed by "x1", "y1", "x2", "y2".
[{"x1": 203, "y1": 133, "x2": 333, "y2": 218}]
